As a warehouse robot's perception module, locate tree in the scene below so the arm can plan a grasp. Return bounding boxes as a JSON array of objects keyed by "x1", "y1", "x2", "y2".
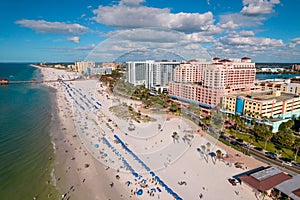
[
  {"x1": 251, "y1": 119, "x2": 257, "y2": 126},
  {"x1": 206, "y1": 142, "x2": 211, "y2": 153},
  {"x1": 234, "y1": 114, "x2": 242, "y2": 131},
  {"x1": 169, "y1": 102, "x2": 179, "y2": 113},
  {"x1": 172, "y1": 132, "x2": 179, "y2": 143},
  {"x1": 256, "y1": 123, "x2": 273, "y2": 150},
  {"x1": 275, "y1": 129, "x2": 295, "y2": 147},
  {"x1": 293, "y1": 137, "x2": 300, "y2": 161},
  {"x1": 216, "y1": 149, "x2": 222, "y2": 161},
  {"x1": 279, "y1": 120, "x2": 295, "y2": 132},
  {"x1": 200, "y1": 145, "x2": 208, "y2": 162},
  {"x1": 210, "y1": 108, "x2": 225, "y2": 131}
]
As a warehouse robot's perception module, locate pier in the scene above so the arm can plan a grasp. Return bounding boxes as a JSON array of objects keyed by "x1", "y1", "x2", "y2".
[{"x1": 1, "y1": 78, "x2": 79, "y2": 85}]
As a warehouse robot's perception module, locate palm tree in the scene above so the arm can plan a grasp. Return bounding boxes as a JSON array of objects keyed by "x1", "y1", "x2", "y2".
[
  {"x1": 206, "y1": 142, "x2": 211, "y2": 154},
  {"x1": 216, "y1": 149, "x2": 222, "y2": 161},
  {"x1": 248, "y1": 134, "x2": 255, "y2": 153},
  {"x1": 172, "y1": 132, "x2": 179, "y2": 143},
  {"x1": 293, "y1": 136, "x2": 300, "y2": 161},
  {"x1": 201, "y1": 145, "x2": 208, "y2": 162},
  {"x1": 251, "y1": 119, "x2": 256, "y2": 126},
  {"x1": 257, "y1": 123, "x2": 273, "y2": 150},
  {"x1": 261, "y1": 191, "x2": 268, "y2": 200}
]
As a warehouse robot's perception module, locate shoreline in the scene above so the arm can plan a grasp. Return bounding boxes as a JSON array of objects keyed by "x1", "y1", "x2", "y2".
[{"x1": 40, "y1": 66, "x2": 137, "y2": 200}]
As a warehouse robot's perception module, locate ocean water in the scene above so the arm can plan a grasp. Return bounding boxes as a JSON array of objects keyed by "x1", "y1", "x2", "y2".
[
  {"x1": 256, "y1": 73, "x2": 300, "y2": 80},
  {"x1": 0, "y1": 63, "x2": 58, "y2": 199}
]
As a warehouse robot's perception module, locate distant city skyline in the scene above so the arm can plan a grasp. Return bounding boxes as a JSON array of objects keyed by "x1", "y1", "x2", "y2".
[{"x1": 0, "y1": 0, "x2": 300, "y2": 63}]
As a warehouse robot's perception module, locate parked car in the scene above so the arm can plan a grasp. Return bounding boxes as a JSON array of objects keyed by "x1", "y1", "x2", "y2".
[
  {"x1": 230, "y1": 141, "x2": 239, "y2": 146},
  {"x1": 292, "y1": 162, "x2": 300, "y2": 167},
  {"x1": 253, "y1": 147, "x2": 263, "y2": 151},
  {"x1": 282, "y1": 161, "x2": 293, "y2": 167},
  {"x1": 236, "y1": 138, "x2": 243, "y2": 143},
  {"x1": 228, "y1": 178, "x2": 240, "y2": 186},
  {"x1": 265, "y1": 152, "x2": 277, "y2": 159}
]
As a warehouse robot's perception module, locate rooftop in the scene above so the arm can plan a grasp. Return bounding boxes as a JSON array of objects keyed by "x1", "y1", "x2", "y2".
[
  {"x1": 275, "y1": 175, "x2": 300, "y2": 200},
  {"x1": 239, "y1": 167, "x2": 292, "y2": 191},
  {"x1": 251, "y1": 167, "x2": 281, "y2": 181},
  {"x1": 236, "y1": 91, "x2": 299, "y2": 102}
]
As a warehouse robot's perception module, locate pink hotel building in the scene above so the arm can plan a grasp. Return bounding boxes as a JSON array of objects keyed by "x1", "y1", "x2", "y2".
[{"x1": 168, "y1": 57, "x2": 256, "y2": 115}]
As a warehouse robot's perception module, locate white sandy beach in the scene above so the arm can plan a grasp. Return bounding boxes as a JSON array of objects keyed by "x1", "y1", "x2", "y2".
[{"x1": 40, "y1": 67, "x2": 266, "y2": 200}]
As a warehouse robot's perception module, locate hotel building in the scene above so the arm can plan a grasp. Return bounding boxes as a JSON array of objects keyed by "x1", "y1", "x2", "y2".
[
  {"x1": 168, "y1": 57, "x2": 257, "y2": 114},
  {"x1": 222, "y1": 91, "x2": 300, "y2": 132},
  {"x1": 126, "y1": 60, "x2": 180, "y2": 93},
  {"x1": 257, "y1": 79, "x2": 300, "y2": 95},
  {"x1": 74, "y1": 61, "x2": 95, "y2": 74}
]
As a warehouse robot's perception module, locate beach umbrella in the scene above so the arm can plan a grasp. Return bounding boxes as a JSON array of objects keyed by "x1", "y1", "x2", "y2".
[
  {"x1": 150, "y1": 171, "x2": 155, "y2": 176},
  {"x1": 137, "y1": 189, "x2": 143, "y2": 196},
  {"x1": 94, "y1": 144, "x2": 99, "y2": 148},
  {"x1": 209, "y1": 152, "x2": 216, "y2": 157}
]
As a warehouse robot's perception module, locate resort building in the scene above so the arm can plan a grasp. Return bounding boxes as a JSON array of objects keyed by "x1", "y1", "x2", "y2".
[
  {"x1": 222, "y1": 90, "x2": 300, "y2": 132},
  {"x1": 256, "y1": 79, "x2": 300, "y2": 95},
  {"x1": 73, "y1": 61, "x2": 95, "y2": 74},
  {"x1": 101, "y1": 62, "x2": 119, "y2": 70},
  {"x1": 168, "y1": 57, "x2": 257, "y2": 114},
  {"x1": 126, "y1": 60, "x2": 180, "y2": 93},
  {"x1": 89, "y1": 67, "x2": 112, "y2": 76}
]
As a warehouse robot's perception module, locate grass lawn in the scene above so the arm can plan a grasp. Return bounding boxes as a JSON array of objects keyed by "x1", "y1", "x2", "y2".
[{"x1": 226, "y1": 130, "x2": 300, "y2": 162}]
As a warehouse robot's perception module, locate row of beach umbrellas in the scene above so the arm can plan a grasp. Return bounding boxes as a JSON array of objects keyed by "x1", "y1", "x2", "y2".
[
  {"x1": 113, "y1": 135, "x2": 182, "y2": 200},
  {"x1": 101, "y1": 136, "x2": 139, "y2": 178}
]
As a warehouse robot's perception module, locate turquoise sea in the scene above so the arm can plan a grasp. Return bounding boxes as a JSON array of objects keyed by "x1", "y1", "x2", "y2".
[{"x1": 0, "y1": 63, "x2": 58, "y2": 199}]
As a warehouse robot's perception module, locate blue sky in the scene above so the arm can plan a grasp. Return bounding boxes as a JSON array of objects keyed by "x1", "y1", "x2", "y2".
[{"x1": 0, "y1": 0, "x2": 300, "y2": 63}]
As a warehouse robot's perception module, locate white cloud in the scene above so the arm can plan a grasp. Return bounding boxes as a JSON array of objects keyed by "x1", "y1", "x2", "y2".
[
  {"x1": 289, "y1": 38, "x2": 300, "y2": 48},
  {"x1": 104, "y1": 28, "x2": 184, "y2": 43},
  {"x1": 239, "y1": 30, "x2": 255, "y2": 37},
  {"x1": 67, "y1": 36, "x2": 80, "y2": 43},
  {"x1": 92, "y1": 2, "x2": 214, "y2": 33},
  {"x1": 220, "y1": 35, "x2": 284, "y2": 47},
  {"x1": 183, "y1": 32, "x2": 215, "y2": 43},
  {"x1": 218, "y1": 20, "x2": 240, "y2": 30},
  {"x1": 15, "y1": 19, "x2": 88, "y2": 34},
  {"x1": 219, "y1": 13, "x2": 265, "y2": 28},
  {"x1": 241, "y1": 0, "x2": 280, "y2": 16},
  {"x1": 208, "y1": 34, "x2": 286, "y2": 61},
  {"x1": 85, "y1": 27, "x2": 213, "y2": 61},
  {"x1": 45, "y1": 44, "x2": 95, "y2": 51},
  {"x1": 120, "y1": 0, "x2": 145, "y2": 7}
]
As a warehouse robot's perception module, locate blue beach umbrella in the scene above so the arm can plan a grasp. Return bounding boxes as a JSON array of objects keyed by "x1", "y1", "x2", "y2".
[
  {"x1": 137, "y1": 189, "x2": 143, "y2": 196},
  {"x1": 94, "y1": 144, "x2": 99, "y2": 148}
]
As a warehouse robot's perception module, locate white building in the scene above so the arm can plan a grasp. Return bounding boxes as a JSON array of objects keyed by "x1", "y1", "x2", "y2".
[
  {"x1": 89, "y1": 67, "x2": 112, "y2": 75},
  {"x1": 126, "y1": 60, "x2": 180, "y2": 93}
]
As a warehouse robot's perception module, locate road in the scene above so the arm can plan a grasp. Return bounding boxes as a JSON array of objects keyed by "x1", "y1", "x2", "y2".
[{"x1": 247, "y1": 147, "x2": 300, "y2": 175}]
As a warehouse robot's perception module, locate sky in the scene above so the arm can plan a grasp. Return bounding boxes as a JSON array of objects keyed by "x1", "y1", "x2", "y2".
[{"x1": 0, "y1": 0, "x2": 300, "y2": 63}]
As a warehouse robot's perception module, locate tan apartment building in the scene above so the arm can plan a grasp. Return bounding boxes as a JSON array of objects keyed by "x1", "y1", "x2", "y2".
[{"x1": 222, "y1": 91, "x2": 300, "y2": 119}]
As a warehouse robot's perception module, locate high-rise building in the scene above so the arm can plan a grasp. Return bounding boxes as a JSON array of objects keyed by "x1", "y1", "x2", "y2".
[
  {"x1": 168, "y1": 57, "x2": 256, "y2": 111},
  {"x1": 74, "y1": 61, "x2": 95, "y2": 74},
  {"x1": 126, "y1": 60, "x2": 180, "y2": 93}
]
